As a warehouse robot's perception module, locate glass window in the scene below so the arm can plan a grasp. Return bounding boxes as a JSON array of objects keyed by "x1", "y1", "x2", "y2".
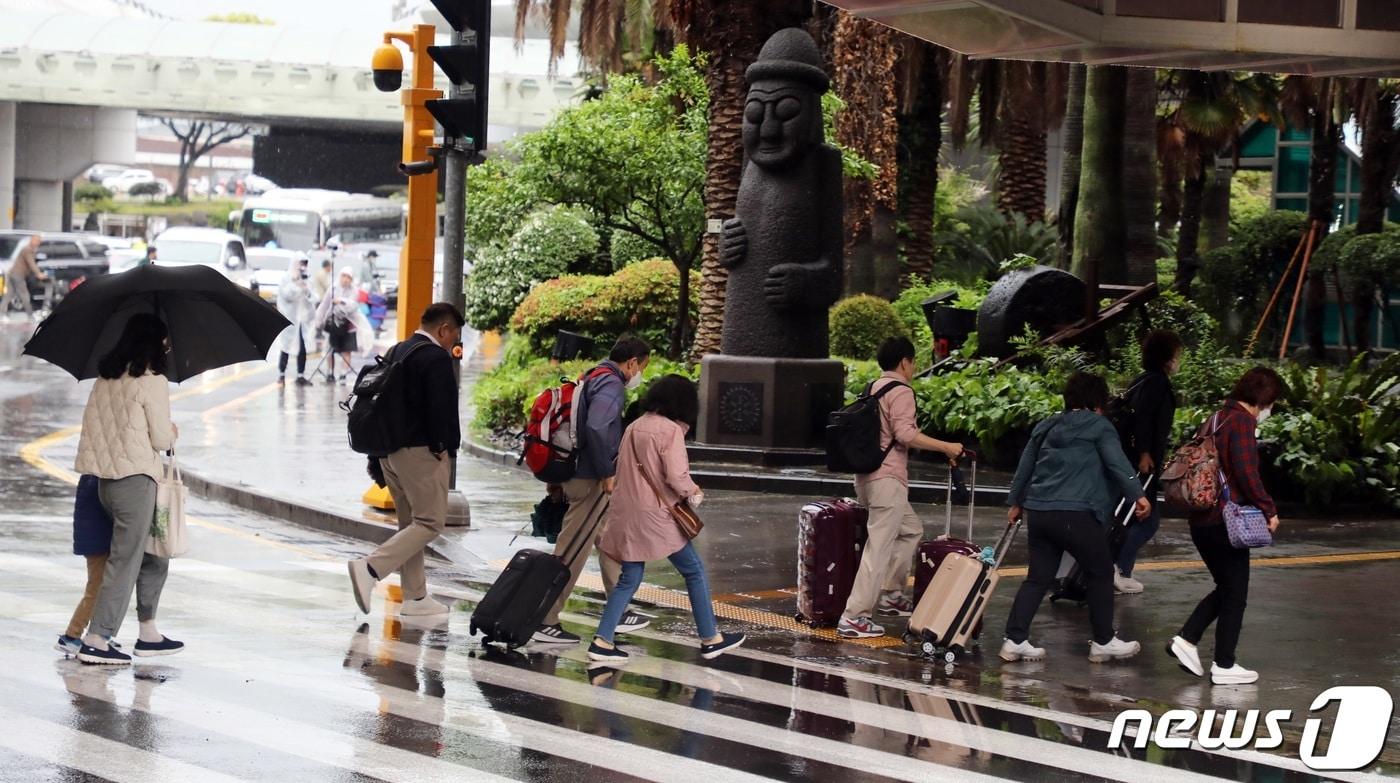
[
  {"x1": 1276, "y1": 145, "x2": 1311, "y2": 194},
  {"x1": 1276, "y1": 197, "x2": 1308, "y2": 212},
  {"x1": 81, "y1": 241, "x2": 109, "y2": 258},
  {"x1": 38, "y1": 241, "x2": 83, "y2": 259},
  {"x1": 1118, "y1": 0, "x2": 1221, "y2": 21},
  {"x1": 241, "y1": 208, "x2": 320, "y2": 252},
  {"x1": 0, "y1": 237, "x2": 21, "y2": 260},
  {"x1": 1358, "y1": 0, "x2": 1400, "y2": 31},
  {"x1": 155, "y1": 240, "x2": 224, "y2": 266},
  {"x1": 1238, "y1": 0, "x2": 1340, "y2": 27}
]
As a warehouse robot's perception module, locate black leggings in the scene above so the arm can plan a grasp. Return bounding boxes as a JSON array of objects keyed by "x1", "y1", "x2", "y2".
[
  {"x1": 1179, "y1": 523, "x2": 1250, "y2": 668},
  {"x1": 279, "y1": 330, "x2": 306, "y2": 375},
  {"x1": 1005, "y1": 509, "x2": 1116, "y2": 646}
]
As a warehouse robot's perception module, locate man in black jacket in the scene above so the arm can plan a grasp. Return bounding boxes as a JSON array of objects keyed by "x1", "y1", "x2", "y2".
[{"x1": 348, "y1": 302, "x2": 464, "y2": 616}]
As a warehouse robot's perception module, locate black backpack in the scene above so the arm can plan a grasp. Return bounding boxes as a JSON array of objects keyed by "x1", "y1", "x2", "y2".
[
  {"x1": 825, "y1": 380, "x2": 909, "y2": 474},
  {"x1": 1105, "y1": 374, "x2": 1149, "y2": 452},
  {"x1": 342, "y1": 341, "x2": 431, "y2": 457}
]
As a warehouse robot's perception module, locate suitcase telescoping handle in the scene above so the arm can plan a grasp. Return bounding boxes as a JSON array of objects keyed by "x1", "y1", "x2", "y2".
[
  {"x1": 944, "y1": 451, "x2": 976, "y2": 540},
  {"x1": 1114, "y1": 474, "x2": 1155, "y2": 526},
  {"x1": 992, "y1": 515, "x2": 1023, "y2": 569}
]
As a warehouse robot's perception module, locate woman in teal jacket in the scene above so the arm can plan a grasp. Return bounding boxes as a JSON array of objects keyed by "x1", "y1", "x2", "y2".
[{"x1": 1001, "y1": 371, "x2": 1150, "y2": 664}]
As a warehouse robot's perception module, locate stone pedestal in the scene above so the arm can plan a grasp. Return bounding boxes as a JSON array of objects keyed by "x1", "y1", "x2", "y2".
[{"x1": 697, "y1": 354, "x2": 845, "y2": 453}]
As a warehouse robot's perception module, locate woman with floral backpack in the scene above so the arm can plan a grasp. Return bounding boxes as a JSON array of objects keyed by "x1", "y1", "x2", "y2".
[{"x1": 1167, "y1": 366, "x2": 1284, "y2": 686}]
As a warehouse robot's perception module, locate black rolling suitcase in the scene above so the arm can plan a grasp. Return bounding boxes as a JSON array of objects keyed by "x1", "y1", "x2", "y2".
[
  {"x1": 471, "y1": 493, "x2": 609, "y2": 647},
  {"x1": 1049, "y1": 476, "x2": 1152, "y2": 604}
]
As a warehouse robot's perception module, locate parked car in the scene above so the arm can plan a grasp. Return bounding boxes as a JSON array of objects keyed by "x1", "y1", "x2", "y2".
[
  {"x1": 244, "y1": 247, "x2": 301, "y2": 302},
  {"x1": 102, "y1": 168, "x2": 157, "y2": 194},
  {"x1": 152, "y1": 228, "x2": 249, "y2": 284},
  {"x1": 0, "y1": 230, "x2": 110, "y2": 309},
  {"x1": 86, "y1": 163, "x2": 129, "y2": 184}
]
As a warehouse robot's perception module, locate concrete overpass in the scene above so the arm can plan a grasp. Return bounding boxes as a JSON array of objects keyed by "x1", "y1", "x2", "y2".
[{"x1": 0, "y1": 3, "x2": 584, "y2": 229}]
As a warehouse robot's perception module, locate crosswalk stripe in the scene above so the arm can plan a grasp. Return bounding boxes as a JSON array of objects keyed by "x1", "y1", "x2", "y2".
[
  {"x1": 0, "y1": 551, "x2": 1380, "y2": 783},
  {"x1": 0, "y1": 651, "x2": 519, "y2": 783},
  {"x1": 0, "y1": 704, "x2": 251, "y2": 783}
]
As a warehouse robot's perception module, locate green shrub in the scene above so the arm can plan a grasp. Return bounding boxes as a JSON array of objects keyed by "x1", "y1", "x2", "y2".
[
  {"x1": 1197, "y1": 210, "x2": 1307, "y2": 342},
  {"x1": 463, "y1": 207, "x2": 601, "y2": 332},
  {"x1": 933, "y1": 204, "x2": 1060, "y2": 281},
  {"x1": 1338, "y1": 231, "x2": 1400, "y2": 289},
  {"x1": 829, "y1": 295, "x2": 909, "y2": 360},
  {"x1": 509, "y1": 259, "x2": 700, "y2": 356},
  {"x1": 891, "y1": 280, "x2": 990, "y2": 367},
  {"x1": 609, "y1": 229, "x2": 668, "y2": 270},
  {"x1": 75, "y1": 182, "x2": 112, "y2": 203}
]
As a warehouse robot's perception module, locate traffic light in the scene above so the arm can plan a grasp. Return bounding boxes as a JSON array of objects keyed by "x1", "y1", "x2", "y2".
[{"x1": 426, "y1": 0, "x2": 490, "y2": 151}]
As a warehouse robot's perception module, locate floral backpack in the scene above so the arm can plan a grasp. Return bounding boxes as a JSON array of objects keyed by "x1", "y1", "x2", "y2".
[{"x1": 1160, "y1": 413, "x2": 1223, "y2": 511}]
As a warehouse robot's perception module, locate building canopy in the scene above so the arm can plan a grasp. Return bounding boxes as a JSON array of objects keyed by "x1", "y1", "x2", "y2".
[{"x1": 824, "y1": 0, "x2": 1400, "y2": 77}]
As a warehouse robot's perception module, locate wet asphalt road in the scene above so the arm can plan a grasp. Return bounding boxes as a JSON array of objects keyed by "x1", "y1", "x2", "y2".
[{"x1": 0, "y1": 316, "x2": 1397, "y2": 781}]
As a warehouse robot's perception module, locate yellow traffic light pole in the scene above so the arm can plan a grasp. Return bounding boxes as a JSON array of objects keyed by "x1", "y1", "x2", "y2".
[{"x1": 365, "y1": 24, "x2": 441, "y2": 512}]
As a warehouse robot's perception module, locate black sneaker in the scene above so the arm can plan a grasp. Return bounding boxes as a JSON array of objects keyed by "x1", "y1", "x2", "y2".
[
  {"x1": 78, "y1": 643, "x2": 132, "y2": 666},
  {"x1": 616, "y1": 611, "x2": 652, "y2": 635},
  {"x1": 134, "y1": 636, "x2": 184, "y2": 657},
  {"x1": 587, "y1": 641, "x2": 629, "y2": 662},
  {"x1": 700, "y1": 632, "x2": 746, "y2": 660},
  {"x1": 531, "y1": 624, "x2": 581, "y2": 645}
]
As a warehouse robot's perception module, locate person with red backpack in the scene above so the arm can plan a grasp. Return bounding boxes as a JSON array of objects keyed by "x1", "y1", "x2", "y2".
[{"x1": 532, "y1": 335, "x2": 654, "y2": 645}]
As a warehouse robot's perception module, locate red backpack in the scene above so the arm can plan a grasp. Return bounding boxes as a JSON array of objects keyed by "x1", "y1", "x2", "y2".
[{"x1": 519, "y1": 366, "x2": 613, "y2": 483}]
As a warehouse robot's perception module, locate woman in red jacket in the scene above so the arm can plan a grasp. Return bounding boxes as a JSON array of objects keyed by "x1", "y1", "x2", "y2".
[{"x1": 1168, "y1": 367, "x2": 1284, "y2": 686}]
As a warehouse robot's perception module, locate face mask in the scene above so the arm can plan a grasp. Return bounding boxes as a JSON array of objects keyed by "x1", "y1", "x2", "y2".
[
  {"x1": 1256, "y1": 406, "x2": 1272, "y2": 424},
  {"x1": 626, "y1": 371, "x2": 644, "y2": 391}
]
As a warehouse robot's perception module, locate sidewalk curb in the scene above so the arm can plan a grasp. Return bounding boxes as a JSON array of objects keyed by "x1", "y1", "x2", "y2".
[
  {"x1": 460, "y1": 438, "x2": 1015, "y2": 506},
  {"x1": 182, "y1": 468, "x2": 400, "y2": 548}
]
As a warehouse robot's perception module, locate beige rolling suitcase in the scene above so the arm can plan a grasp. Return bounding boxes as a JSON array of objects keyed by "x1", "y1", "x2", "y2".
[{"x1": 907, "y1": 517, "x2": 1021, "y2": 662}]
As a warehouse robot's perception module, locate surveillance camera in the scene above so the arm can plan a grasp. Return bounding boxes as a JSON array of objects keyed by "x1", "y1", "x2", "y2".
[{"x1": 372, "y1": 43, "x2": 404, "y2": 92}]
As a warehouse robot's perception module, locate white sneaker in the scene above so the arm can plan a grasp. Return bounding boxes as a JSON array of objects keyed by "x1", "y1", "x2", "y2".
[
  {"x1": 348, "y1": 558, "x2": 376, "y2": 614},
  {"x1": 1167, "y1": 635, "x2": 1204, "y2": 677},
  {"x1": 1114, "y1": 568, "x2": 1144, "y2": 594},
  {"x1": 1211, "y1": 662, "x2": 1259, "y2": 685},
  {"x1": 400, "y1": 595, "x2": 449, "y2": 616},
  {"x1": 999, "y1": 638, "x2": 1047, "y2": 662},
  {"x1": 1088, "y1": 636, "x2": 1141, "y2": 662}
]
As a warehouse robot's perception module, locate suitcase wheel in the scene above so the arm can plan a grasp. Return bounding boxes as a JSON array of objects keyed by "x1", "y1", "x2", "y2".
[
  {"x1": 944, "y1": 648, "x2": 959, "y2": 664},
  {"x1": 921, "y1": 640, "x2": 938, "y2": 657}
]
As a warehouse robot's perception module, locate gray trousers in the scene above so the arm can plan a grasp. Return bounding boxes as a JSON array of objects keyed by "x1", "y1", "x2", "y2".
[
  {"x1": 88, "y1": 475, "x2": 168, "y2": 639},
  {"x1": 3, "y1": 275, "x2": 32, "y2": 316}
]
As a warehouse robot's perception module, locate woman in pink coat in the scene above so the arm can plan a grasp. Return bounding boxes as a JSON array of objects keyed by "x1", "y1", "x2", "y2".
[{"x1": 588, "y1": 375, "x2": 746, "y2": 664}]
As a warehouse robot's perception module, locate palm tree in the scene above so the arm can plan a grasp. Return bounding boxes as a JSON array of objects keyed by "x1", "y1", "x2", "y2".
[
  {"x1": 1159, "y1": 70, "x2": 1280, "y2": 294},
  {"x1": 1057, "y1": 64, "x2": 1086, "y2": 259},
  {"x1": 1072, "y1": 65, "x2": 1127, "y2": 311},
  {"x1": 830, "y1": 10, "x2": 901, "y2": 298},
  {"x1": 1349, "y1": 78, "x2": 1400, "y2": 355},
  {"x1": 1280, "y1": 75, "x2": 1343, "y2": 359},
  {"x1": 896, "y1": 40, "x2": 946, "y2": 285},
  {"x1": 1123, "y1": 66, "x2": 1159, "y2": 284},
  {"x1": 995, "y1": 60, "x2": 1049, "y2": 222},
  {"x1": 514, "y1": 0, "x2": 808, "y2": 360}
]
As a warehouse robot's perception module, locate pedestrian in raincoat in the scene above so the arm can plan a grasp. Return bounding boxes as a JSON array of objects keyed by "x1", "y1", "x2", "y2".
[
  {"x1": 315, "y1": 267, "x2": 366, "y2": 384},
  {"x1": 276, "y1": 255, "x2": 317, "y2": 386}
]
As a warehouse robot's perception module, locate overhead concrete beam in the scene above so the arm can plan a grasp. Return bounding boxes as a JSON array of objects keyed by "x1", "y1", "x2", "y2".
[{"x1": 15, "y1": 103, "x2": 135, "y2": 181}]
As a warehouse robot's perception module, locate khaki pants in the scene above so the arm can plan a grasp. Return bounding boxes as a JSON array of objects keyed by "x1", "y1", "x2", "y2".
[
  {"x1": 3, "y1": 274, "x2": 32, "y2": 316},
  {"x1": 368, "y1": 447, "x2": 450, "y2": 601},
  {"x1": 844, "y1": 477, "x2": 922, "y2": 619},
  {"x1": 66, "y1": 554, "x2": 108, "y2": 638},
  {"x1": 543, "y1": 477, "x2": 622, "y2": 626}
]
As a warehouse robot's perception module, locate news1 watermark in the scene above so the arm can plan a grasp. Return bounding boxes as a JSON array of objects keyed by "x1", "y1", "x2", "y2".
[{"x1": 1108, "y1": 686, "x2": 1394, "y2": 771}]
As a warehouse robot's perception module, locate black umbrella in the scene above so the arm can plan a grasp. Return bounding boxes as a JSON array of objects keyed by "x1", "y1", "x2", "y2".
[{"x1": 23, "y1": 264, "x2": 291, "y2": 382}]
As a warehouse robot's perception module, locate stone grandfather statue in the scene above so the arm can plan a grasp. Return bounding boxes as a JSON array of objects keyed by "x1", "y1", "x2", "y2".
[{"x1": 720, "y1": 27, "x2": 844, "y2": 359}]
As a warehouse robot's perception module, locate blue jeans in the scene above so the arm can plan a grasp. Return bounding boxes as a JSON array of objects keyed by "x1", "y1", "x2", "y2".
[
  {"x1": 595, "y1": 541, "x2": 717, "y2": 644},
  {"x1": 1116, "y1": 498, "x2": 1160, "y2": 577}
]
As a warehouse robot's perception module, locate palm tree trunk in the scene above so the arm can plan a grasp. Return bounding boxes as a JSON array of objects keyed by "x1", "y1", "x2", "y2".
[
  {"x1": 1353, "y1": 83, "x2": 1400, "y2": 355},
  {"x1": 1157, "y1": 137, "x2": 1184, "y2": 238},
  {"x1": 1200, "y1": 163, "x2": 1232, "y2": 251},
  {"x1": 897, "y1": 42, "x2": 942, "y2": 286},
  {"x1": 1072, "y1": 65, "x2": 1127, "y2": 314},
  {"x1": 1123, "y1": 66, "x2": 1158, "y2": 285},
  {"x1": 1173, "y1": 151, "x2": 1209, "y2": 296},
  {"x1": 833, "y1": 11, "x2": 901, "y2": 297},
  {"x1": 995, "y1": 61, "x2": 1047, "y2": 222},
  {"x1": 1057, "y1": 64, "x2": 1086, "y2": 261},
  {"x1": 1305, "y1": 108, "x2": 1339, "y2": 360}
]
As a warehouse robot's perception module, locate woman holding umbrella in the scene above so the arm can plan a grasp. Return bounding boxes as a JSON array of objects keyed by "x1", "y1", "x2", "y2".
[{"x1": 72, "y1": 313, "x2": 183, "y2": 664}]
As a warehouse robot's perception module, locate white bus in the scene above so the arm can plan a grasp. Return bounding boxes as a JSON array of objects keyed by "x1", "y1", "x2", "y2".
[{"x1": 232, "y1": 189, "x2": 404, "y2": 253}]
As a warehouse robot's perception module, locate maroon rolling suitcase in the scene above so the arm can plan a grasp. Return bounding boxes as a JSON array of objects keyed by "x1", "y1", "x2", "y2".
[
  {"x1": 914, "y1": 462, "x2": 979, "y2": 605},
  {"x1": 796, "y1": 498, "x2": 868, "y2": 626}
]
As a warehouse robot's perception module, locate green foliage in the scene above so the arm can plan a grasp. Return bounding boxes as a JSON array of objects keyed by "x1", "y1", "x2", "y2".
[
  {"x1": 471, "y1": 351, "x2": 701, "y2": 435},
  {"x1": 466, "y1": 156, "x2": 536, "y2": 254},
  {"x1": 1338, "y1": 231, "x2": 1400, "y2": 289},
  {"x1": 933, "y1": 204, "x2": 1060, "y2": 281},
  {"x1": 1197, "y1": 210, "x2": 1307, "y2": 343},
  {"x1": 892, "y1": 280, "x2": 991, "y2": 367},
  {"x1": 462, "y1": 207, "x2": 600, "y2": 332},
  {"x1": 830, "y1": 295, "x2": 909, "y2": 360},
  {"x1": 1228, "y1": 170, "x2": 1273, "y2": 234},
  {"x1": 609, "y1": 230, "x2": 667, "y2": 270},
  {"x1": 75, "y1": 183, "x2": 112, "y2": 203},
  {"x1": 913, "y1": 362, "x2": 1064, "y2": 463},
  {"x1": 128, "y1": 181, "x2": 163, "y2": 200},
  {"x1": 822, "y1": 93, "x2": 879, "y2": 181},
  {"x1": 509, "y1": 259, "x2": 701, "y2": 356},
  {"x1": 1266, "y1": 354, "x2": 1400, "y2": 508}
]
